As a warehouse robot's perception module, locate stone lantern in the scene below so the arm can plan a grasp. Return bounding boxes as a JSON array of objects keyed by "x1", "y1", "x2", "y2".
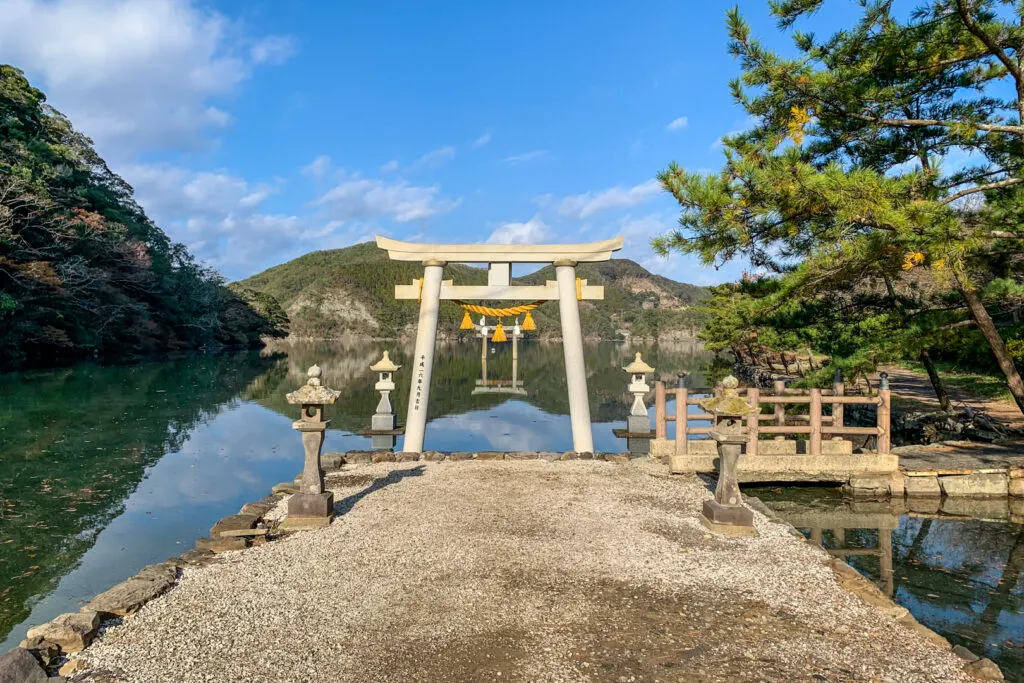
[
  {"x1": 623, "y1": 352, "x2": 654, "y2": 434},
  {"x1": 284, "y1": 364, "x2": 340, "y2": 528},
  {"x1": 621, "y1": 353, "x2": 654, "y2": 455},
  {"x1": 371, "y1": 351, "x2": 401, "y2": 431},
  {"x1": 697, "y1": 375, "x2": 759, "y2": 537}
]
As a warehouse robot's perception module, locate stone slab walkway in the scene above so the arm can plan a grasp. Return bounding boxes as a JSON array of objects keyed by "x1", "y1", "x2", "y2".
[
  {"x1": 75, "y1": 461, "x2": 976, "y2": 683},
  {"x1": 895, "y1": 439, "x2": 1024, "y2": 474}
]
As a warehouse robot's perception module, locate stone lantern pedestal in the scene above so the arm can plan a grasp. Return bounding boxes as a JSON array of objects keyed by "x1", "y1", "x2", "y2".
[
  {"x1": 282, "y1": 364, "x2": 340, "y2": 530},
  {"x1": 622, "y1": 352, "x2": 654, "y2": 455},
  {"x1": 698, "y1": 376, "x2": 758, "y2": 537}
]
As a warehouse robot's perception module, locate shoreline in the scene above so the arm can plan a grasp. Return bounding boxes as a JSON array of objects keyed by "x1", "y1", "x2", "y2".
[{"x1": 5, "y1": 454, "x2": 1000, "y2": 682}]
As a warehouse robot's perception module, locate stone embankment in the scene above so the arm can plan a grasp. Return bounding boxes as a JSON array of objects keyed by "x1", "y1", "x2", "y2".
[{"x1": 2, "y1": 454, "x2": 1002, "y2": 682}]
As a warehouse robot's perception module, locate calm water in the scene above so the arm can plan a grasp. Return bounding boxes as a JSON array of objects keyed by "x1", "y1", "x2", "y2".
[
  {"x1": 750, "y1": 487, "x2": 1024, "y2": 682},
  {"x1": 5, "y1": 342, "x2": 1019, "y2": 680},
  {"x1": 0, "y1": 340, "x2": 711, "y2": 648}
]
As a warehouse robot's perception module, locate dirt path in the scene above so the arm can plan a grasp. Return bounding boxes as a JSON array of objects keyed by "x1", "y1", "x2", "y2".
[
  {"x1": 876, "y1": 365, "x2": 1024, "y2": 430},
  {"x1": 76, "y1": 461, "x2": 974, "y2": 683}
]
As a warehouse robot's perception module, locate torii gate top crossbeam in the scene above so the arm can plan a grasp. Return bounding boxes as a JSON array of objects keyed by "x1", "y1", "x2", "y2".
[{"x1": 375, "y1": 235, "x2": 624, "y2": 263}]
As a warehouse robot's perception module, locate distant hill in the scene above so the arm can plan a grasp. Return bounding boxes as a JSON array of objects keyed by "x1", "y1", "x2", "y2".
[
  {"x1": 235, "y1": 241, "x2": 710, "y2": 340},
  {"x1": 0, "y1": 66, "x2": 285, "y2": 370}
]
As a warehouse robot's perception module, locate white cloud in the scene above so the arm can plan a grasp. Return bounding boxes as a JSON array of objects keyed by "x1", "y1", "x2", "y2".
[
  {"x1": 504, "y1": 150, "x2": 548, "y2": 165},
  {"x1": 250, "y1": 35, "x2": 296, "y2": 65},
  {"x1": 118, "y1": 163, "x2": 366, "y2": 279},
  {"x1": 302, "y1": 155, "x2": 332, "y2": 179},
  {"x1": 315, "y1": 177, "x2": 461, "y2": 223},
  {"x1": 472, "y1": 131, "x2": 492, "y2": 148},
  {"x1": 486, "y1": 216, "x2": 549, "y2": 244},
  {"x1": 380, "y1": 159, "x2": 401, "y2": 173},
  {"x1": 409, "y1": 146, "x2": 456, "y2": 171},
  {"x1": 0, "y1": 0, "x2": 294, "y2": 160},
  {"x1": 666, "y1": 116, "x2": 689, "y2": 131},
  {"x1": 558, "y1": 180, "x2": 662, "y2": 220}
]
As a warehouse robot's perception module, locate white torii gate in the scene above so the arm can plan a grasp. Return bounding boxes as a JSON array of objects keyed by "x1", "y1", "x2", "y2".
[{"x1": 376, "y1": 235, "x2": 625, "y2": 453}]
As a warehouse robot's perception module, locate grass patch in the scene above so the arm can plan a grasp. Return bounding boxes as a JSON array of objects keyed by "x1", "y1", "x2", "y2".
[{"x1": 898, "y1": 360, "x2": 1014, "y2": 402}]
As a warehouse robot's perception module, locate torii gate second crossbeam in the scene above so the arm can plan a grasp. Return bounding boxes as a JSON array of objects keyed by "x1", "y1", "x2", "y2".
[{"x1": 376, "y1": 235, "x2": 625, "y2": 453}]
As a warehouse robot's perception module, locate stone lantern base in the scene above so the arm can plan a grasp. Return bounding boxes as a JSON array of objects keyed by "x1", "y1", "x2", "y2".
[
  {"x1": 281, "y1": 492, "x2": 335, "y2": 530},
  {"x1": 700, "y1": 499, "x2": 757, "y2": 537}
]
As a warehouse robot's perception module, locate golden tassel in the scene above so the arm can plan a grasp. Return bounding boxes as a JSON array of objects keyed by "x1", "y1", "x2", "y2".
[
  {"x1": 460, "y1": 310, "x2": 474, "y2": 330},
  {"x1": 522, "y1": 311, "x2": 536, "y2": 331},
  {"x1": 492, "y1": 321, "x2": 507, "y2": 343}
]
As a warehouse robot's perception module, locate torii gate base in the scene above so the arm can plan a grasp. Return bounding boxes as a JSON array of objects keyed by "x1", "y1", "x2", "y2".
[{"x1": 377, "y1": 236, "x2": 625, "y2": 453}]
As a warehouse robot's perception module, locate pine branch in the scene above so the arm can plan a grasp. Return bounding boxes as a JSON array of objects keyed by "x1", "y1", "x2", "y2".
[{"x1": 940, "y1": 177, "x2": 1024, "y2": 204}]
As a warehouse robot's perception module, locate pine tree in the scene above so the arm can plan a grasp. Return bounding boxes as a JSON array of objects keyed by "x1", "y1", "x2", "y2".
[{"x1": 656, "y1": 1, "x2": 1024, "y2": 414}]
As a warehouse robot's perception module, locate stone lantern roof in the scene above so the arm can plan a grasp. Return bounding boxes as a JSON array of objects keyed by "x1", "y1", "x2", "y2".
[
  {"x1": 698, "y1": 376, "x2": 757, "y2": 417},
  {"x1": 286, "y1": 365, "x2": 341, "y2": 405},
  {"x1": 370, "y1": 351, "x2": 401, "y2": 373},
  {"x1": 623, "y1": 352, "x2": 654, "y2": 375}
]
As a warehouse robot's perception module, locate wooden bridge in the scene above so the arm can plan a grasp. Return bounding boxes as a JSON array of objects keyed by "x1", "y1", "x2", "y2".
[{"x1": 651, "y1": 377, "x2": 898, "y2": 483}]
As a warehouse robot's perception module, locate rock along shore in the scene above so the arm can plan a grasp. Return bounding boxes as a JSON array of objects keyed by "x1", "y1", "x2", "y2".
[{"x1": 12, "y1": 459, "x2": 997, "y2": 682}]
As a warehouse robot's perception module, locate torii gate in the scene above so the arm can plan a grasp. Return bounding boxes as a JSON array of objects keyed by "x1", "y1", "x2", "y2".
[{"x1": 376, "y1": 235, "x2": 625, "y2": 453}]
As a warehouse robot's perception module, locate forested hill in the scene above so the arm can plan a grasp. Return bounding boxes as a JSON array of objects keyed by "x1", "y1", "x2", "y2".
[
  {"x1": 236, "y1": 242, "x2": 709, "y2": 340},
  {"x1": 0, "y1": 66, "x2": 287, "y2": 371}
]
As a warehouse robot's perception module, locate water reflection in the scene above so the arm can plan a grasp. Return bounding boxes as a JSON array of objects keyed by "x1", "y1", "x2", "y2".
[
  {"x1": 0, "y1": 341, "x2": 711, "y2": 647},
  {"x1": 752, "y1": 488, "x2": 1024, "y2": 681}
]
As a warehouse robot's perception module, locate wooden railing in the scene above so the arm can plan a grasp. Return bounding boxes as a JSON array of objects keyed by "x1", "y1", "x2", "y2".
[{"x1": 653, "y1": 377, "x2": 891, "y2": 456}]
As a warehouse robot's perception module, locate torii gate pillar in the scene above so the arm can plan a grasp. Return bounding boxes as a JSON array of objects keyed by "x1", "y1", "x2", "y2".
[
  {"x1": 377, "y1": 235, "x2": 623, "y2": 454},
  {"x1": 554, "y1": 260, "x2": 593, "y2": 452},
  {"x1": 404, "y1": 260, "x2": 445, "y2": 453}
]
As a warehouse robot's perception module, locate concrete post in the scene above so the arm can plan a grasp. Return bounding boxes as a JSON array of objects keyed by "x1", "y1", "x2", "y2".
[
  {"x1": 555, "y1": 260, "x2": 594, "y2": 453},
  {"x1": 403, "y1": 260, "x2": 445, "y2": 453}
]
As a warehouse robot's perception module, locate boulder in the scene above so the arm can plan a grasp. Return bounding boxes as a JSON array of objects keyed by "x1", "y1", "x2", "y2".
[
  {"x1": 1009, "y1": 476, "x2": 1024, "y2": 498},
  {"x1": 394, "y1": 452, "x2": 420, "y2": 462},
  {"x1": 195, "y1": 536, "x2": 248, "y2": 553},
  {"x1": 58, "y1": 659, "x2": 87, "y2": 676},
  {"x1": 422, "y1": 451, "x2": 446, "y2": 462},
  {"x1": 846, "y1": 477, "x2": 889, "y2": 497},
  {"x1": 171, "y1": 547, "x2": 217, "y2": 568},
  {"x1": 344, "y1": 451, "x2": 373, "y2": 464},
  {"x1": 371, "y1": 452, "x2": 396, "y2": 463},
  {"x1": 25, "y1": 611, "x2": 100, "y2": 654},
  {"x1": 904, "y1": 476, "x2": 941, "y2": 498},
  {"x1": 474, "y1": 451, "x2": 504, "y2": 461},
  {"x1": 85, "y1": 563, "x2": 178, "y2": 617},
  {"x1": 321, "y1": 452, "x2": 345, "y2": 469},
  {"x1": 0, "y1": 647, "x2": 48, "y2": 683},
  {"x1": 17, "y1": 635, "x2": 59, "y2": 667},
  {"x1": 210, "y1": 514, "x2": 258, "y2": 538},
  {"x1": 447, "y1": 452, "x2": 473, "y2": 461},
  {"x1": 505, "y1": 452, "x2": 539, "y2": 460},
  {"x1": 964, "y1": 657, "x2": 1004, "y2": 681},
  {"x1": 271, "y1": 481, "x2": 300, "y2": 495},
  {"x1": 239, "y1": 497, "x2": 278, "y2": 517},
  {"x1": 939, "y1": 473, "x2": 1008, "y2": 498}
]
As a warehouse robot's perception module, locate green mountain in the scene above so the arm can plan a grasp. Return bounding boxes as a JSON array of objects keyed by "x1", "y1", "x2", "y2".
[
  {"x1": 0, "y1": 66, "x2": 286, "y2": 371},
  {"x1": 236, "y1": 242, "x2": 709, "y2": 340}
]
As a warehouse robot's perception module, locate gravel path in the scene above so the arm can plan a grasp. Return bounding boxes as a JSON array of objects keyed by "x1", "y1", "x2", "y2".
[{"x1": 78, "y1": 461, "x2": 973, "y2": 682}]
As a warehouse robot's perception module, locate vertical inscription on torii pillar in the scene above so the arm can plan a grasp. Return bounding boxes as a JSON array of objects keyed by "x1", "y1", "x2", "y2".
[{"x1": 414, "y1": 353, "x2": 426, "y2": 412}]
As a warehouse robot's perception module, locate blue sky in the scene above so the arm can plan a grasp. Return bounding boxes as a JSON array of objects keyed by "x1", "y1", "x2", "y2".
[{"x1": 0, "y1": 0, "x2": 852, "y2": 283}]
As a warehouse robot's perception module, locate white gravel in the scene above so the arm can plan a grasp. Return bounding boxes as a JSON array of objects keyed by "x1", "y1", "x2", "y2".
[{"x1": 77, "y1": 460, "x2": 974, "y2": 682}]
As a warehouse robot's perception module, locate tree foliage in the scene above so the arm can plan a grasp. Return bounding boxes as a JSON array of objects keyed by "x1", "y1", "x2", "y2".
[
  {"x1": 656, "y1": 2, "x2": 1024, "y2": 411},
  {"x1": 0, "y1": 66, "x2": 287, "y2": 370}
]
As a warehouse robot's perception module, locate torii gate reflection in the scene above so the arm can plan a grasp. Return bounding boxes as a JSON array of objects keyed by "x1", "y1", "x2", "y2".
[{"x1": 375, "y1": 236, "x2": 625, "y2": 453}]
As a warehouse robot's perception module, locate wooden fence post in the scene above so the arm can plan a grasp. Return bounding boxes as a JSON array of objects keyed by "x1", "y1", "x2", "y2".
[
  {"x1": 809, "y1": 388, "x2": 822, "y2": 456},
  {"x1": 878, "y1": 372, "x2": 891, "y2": 455},
  {"x1": 655, "y1": 381, "x2": 666, "y2": 440},
  {"x1": 747, "y1": 387, "x2": 759, "y2": 456},
  {"x1": 833, "y1": 368, "x2": 844, "y2": 429},
  {"x1": 773, "y1": 380, "x2": 786, "y2": 440},
  {"x1": 675, "y1": 385, "x2": 688, "y2": 456}
]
